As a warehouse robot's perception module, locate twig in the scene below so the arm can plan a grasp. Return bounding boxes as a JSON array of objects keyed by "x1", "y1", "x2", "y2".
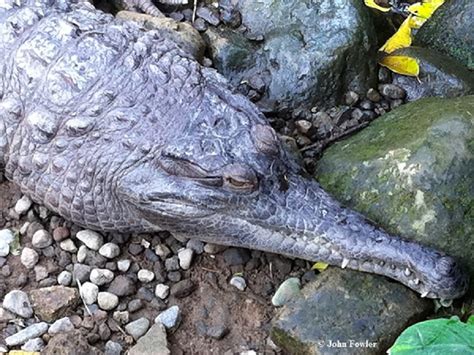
[{"x1": 76, "y1": 279, "x2": 93, "y2": 317}]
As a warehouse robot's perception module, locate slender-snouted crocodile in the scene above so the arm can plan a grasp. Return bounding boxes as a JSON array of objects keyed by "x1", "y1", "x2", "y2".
[{"x1": 0, "y1": 1, "x2": 468, "y2": 300}]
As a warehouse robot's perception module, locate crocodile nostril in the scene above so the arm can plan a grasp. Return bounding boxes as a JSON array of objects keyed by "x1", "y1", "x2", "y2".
[
  {"x1": 251, "y1": 124, "x2": 279, "y2": 155},
  {"x1": 437, "y1": 256, "x2": 457, "y2": 276}
]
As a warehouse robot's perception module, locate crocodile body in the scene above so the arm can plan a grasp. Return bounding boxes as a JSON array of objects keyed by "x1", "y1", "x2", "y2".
[{"x1": 0, "y1": 1, "x2": 468, "y2": 299}]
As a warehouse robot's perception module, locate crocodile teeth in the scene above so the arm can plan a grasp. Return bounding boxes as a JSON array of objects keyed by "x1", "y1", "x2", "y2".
[
  {"x1": 414, "y1": 278, "x2": 420, "y2": 285},
  {"x1": 341, "y1": 258, "x2": 350, "y2": 269},
  {"x1": 404, "y1": 268, "x2": 411, "y2": 277},
  {"x1": 421, "y1": 291, "x2": 429, "y2": 298}
]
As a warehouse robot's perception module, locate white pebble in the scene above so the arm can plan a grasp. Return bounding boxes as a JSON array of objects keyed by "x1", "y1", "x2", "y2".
[
  {"x1": 155, "y1": 284, "x2": 170, "y2": 299},
  {"x1": 178, "y1": 248, "x2": 194, "y2": 270},
  {"x1": 98, "y1": 292, "x2": 119, "y2": 311},
  {"x1": 57, "y1": 271, "x2": 72, "y2": 286},
  {"x1": 155, "y1": 306, "x2": 181, "y2": 330},
  {"x1": 117, "y1": 259, "x2": 131, "y2": 272},
  {"x1": 90, "y1": 268, "x2": 114, "y2": 286},
  {"x1": 99, "y1": 242, "x2": 120, "y2": 259},
  {"x1": 154, "y1": 244, "x2": 171, "y2": 259},
  {"x1": 80, "y1": 282, "x2": 99, "y2": 305},
  {"x1": 21, "y1": 247, "x2": 39, "y2": 269},
  {"x1": 137, "y1": 269, "x2": 155, "y2": 283},
  {"x1": 31, "y1": 229, "x2": 52, "y2": 249},
  {"x1": 14, "y1": 195, "x2": 32, "y2": 215},
  {"x1": 230, "y1": 275, "x2": 247, "y2": 291},
  {"x1": 76, "y1": 230, "x2": 104, "y2": 251},
  {"x1": 77, "y1": 245, "x2": 88, "y2": 263},
  {"x1": 0, "y1": 229, "x2": 15, "y2": 257},
  {"x1": 59, "y1": 239, "x2": 77, "y2": 253},
  {"x1": 48, "y1": 317, "x2": 74, "y2": 334}
]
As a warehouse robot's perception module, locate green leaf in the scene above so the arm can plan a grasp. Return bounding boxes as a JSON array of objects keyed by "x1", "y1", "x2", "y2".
[{"x1": 388, "y1": 317, "x2": 474, "y2": 355}]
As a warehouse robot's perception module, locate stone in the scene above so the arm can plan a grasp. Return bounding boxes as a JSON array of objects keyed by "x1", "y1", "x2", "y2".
[
  {"x1": 186, "y1": 239, "x2": 204, "y2": 254},
  {"x1": 52, "y1": 226, "x2": 70, "y2": 242},
  {"x1": 0, "y1": 307, "x2": 16, "y2": 322},
  {"x1": 76, "y1": 230, "x2": 104, "y2": 251},
  {"x1": 14, "y1": 195, "x2": 32, "y2": 215},
  {"x1": 107, "y1": 275, "x2": 136, "y2": 297},
  {"x1": 170, "y1": 279, "x2": 196, "y2": 298},
  {"x1": 391, "y1": 47, "x2": 474, "y2": 102},
  {"x1": 155, "y1": 306, "x2": 181, "y2": 330},
  {"x1": 21, "y1": 247, "x2": 39, "y2": 268},
  {"x1": 90, "y1": 268, "x2": 115, "y2": 286},
  {"x1": 59, "y1": 239, "x2": 77, "y2": 253},
  {"x1": 80, "y1": 282, "x2": 99, "y2": 305},
  {"x1": 415, "y1": 0, "x2": 473, "y2": 70},
  {"x1": 125, "y1": 317, "x2": 150, "y2": 340},
  {"x1": 48, "y1": 317, "x2": 75, "y2": 334},
  {"x1": 34, "y1": 265, "x2": 49, "y2": 281},
  {"x1": 230, "y1": 276, "x2": 247, "y2": 291},
  {"x1": 223, "y1": 248, "x2": 250, "y2": 266},
  {"x1": 271, "y1": 269, "x2": 430, "y2": 354},
  {"x1": 105, "y1": 340, "x2": 123, "y2": 355},
  {"x1": 137, "y1": 269, "x2": 155, "y2": 283},
  {"x1": 117, "y1": 259, "x2": 131, "y2": 272},
  {"x1": 42, "y1": 330, "x2": 102, "y2": 355},
  {"x1": 113, "y1": 310, "x2": 130, "y2": 324},
  {"x1": 5, "y1": 322, "x2": 49, "y2": 346},
  {"x1": 203, "y1": 243, "x2": 227, "y2": 254},
  {"x1": 98, "y1": 292, "x2": 119, "y2": 311},
  {"x1": 29, "y1": 286, "x2": 79, "y2": 322},
  {"x1": 57, "y1": 270, "x2": 73, "y2": 286},
  {"x1": 315, "y1": 96, "x2": 474, "y2": 285},
  {"x1": 203, "y1": 0, "x2": 377, "y2": 113},
  {"x1": 154, "y1": 244, "x2": 172, "y2": 259},
  {"x1": 128, "y1": 323, "x2": 170, "y2": 355},
  {"x1": 128, "y1": 299, "x2": 144, "y2": 313},
  {"x1": 73, "y1": 263, "x2": 91, "y2": 283},
  {"x1": 378, "y1": 84, "x2": 405, "y2": 100},
  {"x1": 196, "y1": 6, "x2": 220, "y2": 26},
  {"x1": 195, "y1": 294, "x2": 230, "y2": 340},
  {"x1": 32, "y1": 229, "x2": 53, "y2": 249},
  {"x1": 21, "y1": 337, "x2": 45, "y2": 352},
  {"x1": 155, "y1": 284, "x2": 170, "y2": 299},
  {"x1": 77, "y1": 245, "x2": 88, "y2": 263},
  {"x1": 3, "y1": 290, "x2": 33, "y2": 318},
  {"x1": 177, "y1": 248, "x2": 194, "y2": 270},
  {"x1": 164, "y1": 256, "x2": 180, "y2": 271},
  {"x1": 272, "y1": 277, "x2": 302, "y2": 307},
  {"x1": 99, "y1": 243, "x2": 120, "y2": 259},
  {"x1": 0, "y1": 229, "x2": 15, "y2": 257}
]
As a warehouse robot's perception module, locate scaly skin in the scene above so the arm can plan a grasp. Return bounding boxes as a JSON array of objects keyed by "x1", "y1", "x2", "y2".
[{"x1": 0, "y1": 1, "x2": 468, "y2": 299}]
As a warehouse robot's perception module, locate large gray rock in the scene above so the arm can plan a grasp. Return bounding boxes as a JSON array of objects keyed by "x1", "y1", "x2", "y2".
[
  {"x1": 315, "y1": 96, "x2": 474, "y2": 283},
  {"x1": 128, "y1": 323, "x2": 170, "y2": 355},
  {"x1": 391, "y1": 47, "x2": 474, "y2": 101},
  {"x1": 204, "y1": 0, "x2": 377, "y2": 113},
  {"x1": 415, "y1": 0, "x2": 473, "y2": 70},
  {"x1": 271, "y1": 268, "x2": 431, "y2": 354}
]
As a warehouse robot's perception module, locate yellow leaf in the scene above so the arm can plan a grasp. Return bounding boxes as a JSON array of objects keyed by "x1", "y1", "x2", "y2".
[
  {"x1": 408, "y1": 15, "x2": 427, "y2": 29},
  {"x1": 312, "y1": 262, "x2": 329, "y2": 272},
  {"x1": 408, "y1": 0, "x2": 444, "y2": 19},
  {"x1": 364, "y1": 0, "x2": 391, "y2": 12},
  {"x1": 379, "y1": 55, "x2": 420, "y2": 77},
  {"x1": 8, "y1": 352, "x2": 41, "y2": 355},
  {"x1": 379, "y1": 16, "x2": 413, "y2": 54}
]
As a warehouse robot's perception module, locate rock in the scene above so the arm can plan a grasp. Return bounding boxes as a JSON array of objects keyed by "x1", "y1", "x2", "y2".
[
  {"x1": 21, "y1": 337, "x2": 45, "y2": 352},
  {"x1": 34, "y1": 265, "x2": 49, "y2": 281},
  {"x1": 99, "y1": 243, "x2": 120, "y2": 259},
  {"x1": 125, "y1": 317, "x2": 150, "y2": 340},
  {"x1": 42, "y1": 330, "x2": 102, "y2": 355},
  {"x1": 0, "y1": 229, "x2": 15, "y2": 257},
  {"x1": 80, "y1": 282, "x2": 99, "y2": 305},
  {"x1": 98, "y1": 292, "x2": 119, "y2": 311},
  {"x1": 52, "y1": 226, "x2": 70, "y2": 242},
  {"x1": 129, "y1": 323, "x2": 170, "y2": 355},
  {"x1": 230, "y1": 276, "x2": 246, "y2": 291},
  {"x1": 203, "y1": 243, "x2": 227, "y2": 254},
  {"x1": 117, "y1": 259, "x2": 131, "y2": 272},
  {"x1": 77, "y1": 245, "x2": 88, "y2": 263},
  {"x1": 203, "y1": 0, "x2": 377, "y2": 113},
  {"x1": 57, "y1": 270, "x2": 73, "y2": 286},
  {"x1": 164, "y1": 256, "x2": 180, "y2": 271},
  {"x1": 105, "y1": 340, "x2": 123, "y2": 355},
  {"x1": 90, "y1": 268, "x2": 115, "y2": 286},
  {"x1": 223, "y1": 248, "x2": 250, "y2": 266},
  {"x1": 113, "y1": 310, "x2": 130, "y2": 324},
  {"x1": 155, "y1": 283, "x2": 170, "y2": 299},
  {"x1": 14, "y1": 195, "x2": 32, "y2": 215},
  {"x1": 315, "y1": 96, "x2": 474, "y2": 282},
  {"x1": 177, "y1": 248, "x2": 194, "y2": 270},
  {"x1": 154, "y1": 244, "x2": 172, "y2": 259},
  {"x1": 107, "y1": 275, "x2": 136, "y2": 297},
  {"x1": 155, "y1": 305, "x2": 181, "y2": 330},
  {"x1": 378, "y1": 84, "x2": 405, "y2": 100},
  {"x1": 391, "y1": 47, "x2": 474, "y2": 101},
  {"x1": 5, "y1": 322, "x2": 49, "y2": 346},
  {"x1": 29, "y1": 286, "x2": 79, "y2": 322},
  {"x1": 73, "y1": 263, "x2": 92, "y2": 283},
  {"x1": 21, "y1": 247, "x2": 39, "y2": 269},
  {"x1": 32, "y1": 229, "x2": 53, "y2": 249},
  {"x1": 128, "y1": 299, "x2": 144, "y2": 313},
  {"x1": 415, "y1": 0, "x2": 473, "y2": 70},
  {"x1": 195, "y1": 294, "x2": 230, "y2": 340},
  {"x1": 49, "y1": 317, "x2": 75, "y2": 334},
  {"x1": 196, "y1": 6, "x2": 220, "y2": 26},
  {"x1": 76, "y1": 230, "x2": 104, "y2": 250},
  {"x1": 170, "y1": 279, "x2": 196, "y2": 298},
  {"x1": 0, "y1": 307, "x2": 16, "y2": 322},
  {"x1": 137, "y1": 269, "x2": 155, "y2": 283},
  {"x1": 186, "y1": 239, "x2": 204, "y2": 254},
  {"x1": 272, "y1": 277, "x2": 301, "y2": 307},
  {"x1": 59, "y1": 239, "x2": 77, "y2": 253},
  {"x1": 271, "y1": 268, "x2": 430, "y2": 354},
  {"x1": 366, "y1": 88, "x2": 382, "y2": 102},
  {"x1": 3, "y1": 290, "x2": 33, "y2": 318}
]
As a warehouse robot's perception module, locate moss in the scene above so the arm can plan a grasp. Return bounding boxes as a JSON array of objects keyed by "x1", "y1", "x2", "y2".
[{"x1": 271, "y1": 326, "x2": 313, "y2": 355}]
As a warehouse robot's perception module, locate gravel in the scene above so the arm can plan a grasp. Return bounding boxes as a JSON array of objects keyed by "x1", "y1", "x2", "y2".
[
  {"x1": 137, "y1": 269, "x2": 155, "y2": 283},
  {"x1": 59, "y1": 239, "x2": 77, "y2": 253},
  {"x1": 14, "y1": 195, "x2": 33, "y2": 215},
  {"x1": 0, "y1": 229, "x2": 15, "y2": 257},
  {"x1": 31, "y1": 229, "x2": 53, "y2": 248},
  {"x1": 230, "y1": 276, "x2": 247, "y2": 291},
  {"x1": 125, "y1": 317, "x2": 151, "y2": 340},
  {"x1": 99, "y1": 243, "x2": 120, "y2": 259},
  {"x1": 80, "y1": 282, "x2": 99, "y2": 305},
  {"x1": 90, "y1": 268, "x2": 115, "y2": 286},
  {"x1": 178, "y1": 248, "x2": 194, "y2": 270},
  {"x1": 5, "y1": 322, "x2": 49, "y2": 346},
  {"x1": 57, "y1": 270, "x2": 73, "y2": 286},
  {"x1": 48, "y1": 317, "x2": 75, "y2": 334},
  {"x1": 155, "y1": 284, "x2": 170, "y2": 299},
  {"x1": 117, "y1": 259, "x2": 131, "y2": 272},
  {"x1": 155, "y1": 306, "x2": 181, "y2": 330},
  {"x1": 76, "y1": 230, "x2": 104, "y2": 251},
  {"x1": 20, "y1": 247, "x2": 39, "y2": 268},
  {"x1": 98, "y1": 292, "x2": 119, "y2": 311},
  {"x1": 3, "y1": 290, "x2": 33, "y2": 318}
]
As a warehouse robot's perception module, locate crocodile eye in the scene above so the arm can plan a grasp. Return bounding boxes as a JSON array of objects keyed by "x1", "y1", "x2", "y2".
[
  {"x1": 226, "y1": 177, "x2": 255, "y2": 190},
  {"x1": 223, "y1": 164, "x2": 258, "y2": 192}
]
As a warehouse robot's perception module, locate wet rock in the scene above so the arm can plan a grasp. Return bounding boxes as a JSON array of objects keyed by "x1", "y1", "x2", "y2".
[
  {"x1": 5, "y1": 322, "x2": 49, "y2": 346},
  {"x1": 49, "y1": 317, "x2": 75, "y2": 334},
  {"x1": 21, "y1": 337, "x2": 45, "y2": 352},
  {"x1": 21, "y1": 247, "x2": 39, "y2": 269},
  {"x1": 170, "y1": 279, "x2": 196, "y2": 298},
  {"x1": 315, "y1": 96, "x2": 474, "y2": 283},
  {"x1": 0, "y1": 229, "x2": 15, "y2": 257},
  {"x1": 415, "y1": 0, "x2": 473, "y2": 70},
  {"x1": 271, "y1": 268, "x2": 431, "y2": 354},
  {"x1": 98, "y1": 292, "x2": 119, "y2": 311},
  {"x1": 107, "y1": 275, "x2": 136, "y2": 297},
  {"x1": 29, "y1": 286, "x2": 79, "y2": 322},
  {"x1": 76, "y1": 230, "x2": 104, "y2": 251},
  {"x1": 125, "y1": 317, "x2": 150, "y2": 340},
  {"x1": 80, "y1": 282, "x2": 99, "y2": 305},
  {"x1": 272, "y1": 277, "x2": 301, "y2": 307},
  {"x1": 99, "y1": 243, "x2": 120, "y2": 259},
  {"x1": 390, "y1": 47, "x2": 474, "y2": 101},
  {"x1": 229, "y1": 275, "x2": 246, "y2": 291},
  {"x1": 129, "y1": 323, "x2": 170, "y2": 355},
  {"x1": 155, "y1": 305, "x2": 181, "y2": 330},
  {"x1": 42, "y1": 330, "x2": 102, "y2": 355},
  {"x1": 3, "y1": 290, "x2": 33, "y2": 318}
]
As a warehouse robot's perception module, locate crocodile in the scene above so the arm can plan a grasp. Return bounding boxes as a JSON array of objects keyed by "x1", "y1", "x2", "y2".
[{"x1": 0, "y1": 1, "x2": 468, "y2": 299}]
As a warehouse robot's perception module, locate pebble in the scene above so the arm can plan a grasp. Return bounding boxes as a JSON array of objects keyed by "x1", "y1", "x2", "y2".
[
  {"x1": 125, "y1": 317, "x2": 150, "y2": 340},
  {"x1": 3, "y1": 290, "x2": 33, "y2": 318},
  {"x1": 178, "y1": 248, "x2": 194, "y2": 270},
  {"x1": 223, "y1": 248, "x2": 250, "y2": 266},
  {"x1": 113, "y1": 310, "x2": 130, "y2": 324},
  {"x1": 193, "y1": 17, "x2": 208, "y2": 32},
  {"x1": 196, "y1": 6, "x2": 220, "y2": 26},
  {"x1": 90, "y1": 268, "x2": 115, "y2": 286},
  {"x1": 128, "y1": 299, "x2": 144, "y2": 313},
  {"x1": 105, "y1": 340, "x2": 123, "y2": 355},
  {"x1": 378, "y1": 84, "x2": 406, "y2": 100},
  {"x1": 366, "y1": 88, "x2": 382, "y2": 102},
  {"x1": 48, "y1": 317, "x2": 75, "y2": 334},
  {"x1": 32, "y1": 229, "x2": 52, "y2": 248},
  {"x1": 21, "y1": 337, "x2": 45, "y2": 352},
  {"x1": 99, "y1": 242, "x2": 120, "y2": 259},
  {"x1": 186, "y1": 239, "x2": 204, "y2": 254},
  {"x1": 343, "y1": 91, "x2": 359, "y2": 106},
  {"x1": 204, "y1": 243, "x2": 227, "y2": 254},
  {"x1": 5, "y1": 322, "x2": 49, "y2": 346},
  {"x1": 154, "y1": 244, "x2": 172, "y2": 259},
  {"x1": 52, "y1": 226, "x2": 70, "y2": 242},
  {"x1": 80, "y1": 282, "x2": 99, "y2": 305},
  {"x1": 107, "y1": 275, "x2": 136, "y2": 297},
  {"x1": 155, "y1": 284, "x2": 170, "y2": 299},
  {"x1": 76, "y1": 229, "x2": 104, "y2": 251},
  {"x1": 271, "y1": 277, "x2": 302, "y2": 307},
  {"x1": 117, "y1": 259, "x2": 131, "y2": 272},
  {"x1": 295, "y1": 120, "x2": 312, "y2": 135},
  {"x1": 14, "y1": 195, "x2": 33, "y2": 215},
  {"x1": 0, "y1": 229, "x2": 15, "y2": 257},
  {"x1": 20, "y1": 247, "x2": 39, "y2": 268},
  {"x1": 77, "y1": 245, "x2": 88, "y2": 263},
  {"x1": 128, "y1": 243, "x2": 144, "y2": 255},
  {"x1": 230, "y1": 276, "x2": 247, "y2": 291},
  {"x1": 59, "y1": 239, "x2": 77, "y2": 253},
  {"x1": 170, "y1": 279, "x2": 196, "y2": 298},
  {"x1": 73, "y1": 263, "x2": 92, "y2": 283},
  {"x1": 155, "y1": 305, "x2": 181, "y2": 330},
  {"x1": 98, "y1": 292, "x2": 119, "y2": 311},
  {"x1": 34, "y1": 265, "x2": 49, "y2": 281},
  {"x1": 165, "y1": 256, "x2": 180, "y2": 271},
  {"x1": 58, "y1": 270, "x2": 72, "y2": 286},
  {"x1": 138, "y1": 269, "x2": 155, "y2": 283}
]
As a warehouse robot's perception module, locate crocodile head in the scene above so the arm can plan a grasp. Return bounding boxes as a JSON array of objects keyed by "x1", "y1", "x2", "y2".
[{"x1": 118, "y1": 87, "x2": 468, "y2": 300}]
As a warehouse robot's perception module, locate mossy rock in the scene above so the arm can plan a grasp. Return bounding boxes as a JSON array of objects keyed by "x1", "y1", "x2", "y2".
[{"x1": 315, "y1": 96, "x2": 474, "y2": 283}]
